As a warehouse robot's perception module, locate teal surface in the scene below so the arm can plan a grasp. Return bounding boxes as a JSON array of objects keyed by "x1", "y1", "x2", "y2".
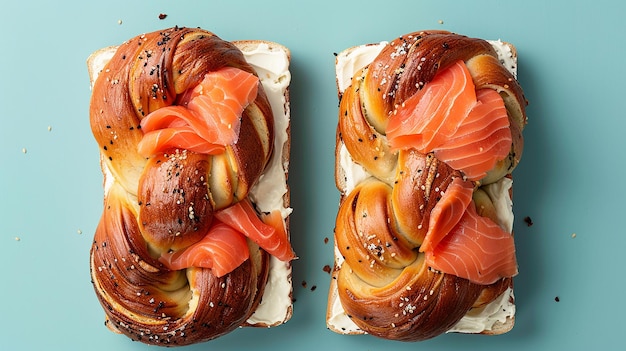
[{"x1": 1, "y1": 0, "x2": 623, "y2": 350}]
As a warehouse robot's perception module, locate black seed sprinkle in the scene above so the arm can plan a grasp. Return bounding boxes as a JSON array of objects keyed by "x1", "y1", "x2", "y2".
[{"x1": 524, "y1": 216, "x2": 533, "y2": 226}]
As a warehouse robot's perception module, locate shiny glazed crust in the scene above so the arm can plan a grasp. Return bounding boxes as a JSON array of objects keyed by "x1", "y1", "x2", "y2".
[
  {"x1": 330, "y1": 31, "x2": 527, "y2": 341},
  {"x1": 88, "y1": 27, "x2": 282, "y2": 346}
]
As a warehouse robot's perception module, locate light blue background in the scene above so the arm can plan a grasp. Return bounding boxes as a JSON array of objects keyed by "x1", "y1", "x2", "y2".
[{"x1": 1, "y1": 1, "x2": 623, "y2": 350}]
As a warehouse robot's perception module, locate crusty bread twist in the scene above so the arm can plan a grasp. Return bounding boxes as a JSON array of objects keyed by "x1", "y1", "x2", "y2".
[
  {"x1": 89, "y1": 27, "x2": 275, "y2": 346},
  {"x1": 333, "y1": 30, "x2": 527, "y2": 341}
]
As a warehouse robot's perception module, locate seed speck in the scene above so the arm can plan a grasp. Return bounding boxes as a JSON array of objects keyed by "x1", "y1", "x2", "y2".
[{"x1": 524, "y1": 216, "x2": 533, "y2": 226}]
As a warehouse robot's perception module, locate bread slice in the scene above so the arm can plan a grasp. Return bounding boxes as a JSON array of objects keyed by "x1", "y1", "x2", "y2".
[
  {"x1": 327, "y1": 38, "x2": 519, "y2": 337},
  {"x1": 87, "y1": 39, "x2": 293, "y2": 329}
]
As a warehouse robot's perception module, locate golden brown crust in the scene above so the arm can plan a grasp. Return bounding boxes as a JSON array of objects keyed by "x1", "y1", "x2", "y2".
[
  {"x1": 332, "y1": 31, "x2": 526, "y2": 341},
  {"x1": 89, "y1": 27, "x2": 279, "y2": 346}
]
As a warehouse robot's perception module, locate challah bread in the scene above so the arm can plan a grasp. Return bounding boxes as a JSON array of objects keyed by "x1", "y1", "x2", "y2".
[
  {"x1": 88, "y1": 27, "x2": 293, "y2": 346},
  {"x1": 327, "y1": 30, "x2": 527, "y2": 341}
]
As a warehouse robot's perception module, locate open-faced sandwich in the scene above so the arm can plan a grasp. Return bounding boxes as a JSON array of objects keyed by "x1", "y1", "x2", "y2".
[
  {"x1": 88, "y1": 26, "x2": 294, "y2": 346},
  {"x1": 327, "y1": 30, "x2": 527, "y2": 341}
]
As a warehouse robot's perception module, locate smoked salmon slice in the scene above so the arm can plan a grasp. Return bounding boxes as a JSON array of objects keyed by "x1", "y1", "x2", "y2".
[
  {"x1": 137, "y1": 125, "x2": 226, "y2": 156},
  {"x1": 386, "y1": 60, "x2": 476, "y2": 152},
  {"x1": 419, "y1": 177, "x2": 474, "y2": 253},
  {"x1": 214, "y1": 199, "x2": 296, "y2": 262},
  {"x1": 385, "y1": 61, "x2": 512, "y2": 182},
  {"x1": 159, "y1": 221, "x2": 250, "y2": 277},
  {"x1": 158, "y1": 198, "x2": 294, "y2": 276},
  {"x1": 424, "y1": 202, "x2": 518, "y2": 285},
  {"x1": 137, "y1": 67, "x2": 259, "y2": 157},
  {"x1": 433, "y1": 89, "x2": 511, "y2": 181}
]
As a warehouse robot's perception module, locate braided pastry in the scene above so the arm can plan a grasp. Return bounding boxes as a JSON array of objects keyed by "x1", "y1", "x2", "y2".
[
  {"x1": 88, "y1": 27, "x2": 294, "y2": 346},
  {"x1": 328, "y1": 31, "x2": 527, "y2": 341}
]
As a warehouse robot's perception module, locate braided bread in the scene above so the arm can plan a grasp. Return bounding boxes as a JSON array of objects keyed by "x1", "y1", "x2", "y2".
[
  {"x1": 328, "y1": 31, "x2": 527, "y2": 341},
  {"x1": 88, "y1": 27, "x2": 293, "y2": 346}
]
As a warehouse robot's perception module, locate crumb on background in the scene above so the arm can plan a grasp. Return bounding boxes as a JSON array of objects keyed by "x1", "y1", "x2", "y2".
[
  {"x1": 524, "y1": 216, "x2": 533, "y2": 226},
  {"x1": 159, "y1": 13, "x2": 167, "y2": 20}
]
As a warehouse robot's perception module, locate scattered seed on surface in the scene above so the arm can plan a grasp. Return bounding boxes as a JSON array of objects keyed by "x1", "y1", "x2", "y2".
[
  {"x1": 158, "y1": 13, "x2": 167, "y2": 20},
  {"x1": 22, "y1": 148, "x2": 27, "y2": 154},
  {"x1": 77, "y1": 229, "x2": 83, "y2": 235},
  {"x1": 15, "y1": 236, "x2": 20, "y2": 241},
  {"x1": 524, "y1": 216, "x2": 533, "y2": 226},
  {"x1": 118, "y1": 19, "x2": 123, "y2": 25},
  {"x1": 554, "y1": 296, "x2": 560, "y2": 302},
  {"x1": 571, "y1": 233, "x2": 577, "y2": 239}
]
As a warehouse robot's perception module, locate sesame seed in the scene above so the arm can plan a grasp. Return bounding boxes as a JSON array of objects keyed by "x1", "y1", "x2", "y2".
[
  {"x1": 47, "y1": 126, "x2": 52, "y2": 131},
  {"x1": 118, "y1": 19, "x2": 123, "y2": 25},
  {"x1": 22, "y1": 148, "x2": 27, "y2": 154},
  {"x1": 14, "y1": 236, "x2": 20, "y2": 241},
  {"x1": 77, "y1": 229, "x2": 82, "y2": 235}
]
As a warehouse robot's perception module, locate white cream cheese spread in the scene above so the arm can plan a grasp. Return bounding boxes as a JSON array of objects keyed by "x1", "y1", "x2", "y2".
[{"x1": 240, "y1": 42, "x2": 293, "y2": 326}]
